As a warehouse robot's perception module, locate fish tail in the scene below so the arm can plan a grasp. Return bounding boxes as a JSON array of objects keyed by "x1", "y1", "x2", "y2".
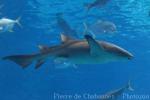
[
  {"x1": 2, "y1": 54, "x2": 45, "y2": 69},
  {"x1": 127, "y1": 80, "x2": 134, "y2": 91},
  {"x1": 15, "y1": 16, "x2": 22, "y2": 28}
]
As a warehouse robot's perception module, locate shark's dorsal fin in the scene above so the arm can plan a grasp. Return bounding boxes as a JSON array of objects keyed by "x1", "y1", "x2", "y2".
[
  {"x1": 84, "y1": 35, "x2": 105, "y2": 56},
  {"x1": 61, "y1": 33, "x2": 74, "y2": 43},
  {"x1": 38, "y1": 45, "x2": 49, "y2": 53}
]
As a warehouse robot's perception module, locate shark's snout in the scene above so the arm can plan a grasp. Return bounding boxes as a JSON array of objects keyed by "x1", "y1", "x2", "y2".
[{"x1": 128, "y1": 54, "x2": 134, "y2": 60}]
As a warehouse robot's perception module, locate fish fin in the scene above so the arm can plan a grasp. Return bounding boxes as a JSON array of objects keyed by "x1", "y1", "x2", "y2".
[
  {"x1": 35, "y1": 59, "x2": 46, "y2": 69},
  {"x1": 127, "y1": 80, "x2": 134, "y2": 91},
  {"x1": 60, "y1": 33, "x2": 74, "y2": 43},
  {"x1": 15, "y1": 16, "x2": 22, "y2": 28},
  {"x1": 2, "y1": 55, "x2": 36, "y2": 69},
  {"x1": 84, "y1": 35, "x2": 105, "y2": 56},
  {"x1": 38, "y1": 45, "x2": 49, "y2": 53},
  {"x1": 83, "y1": 22, "x2": 96, "y2": 38}
]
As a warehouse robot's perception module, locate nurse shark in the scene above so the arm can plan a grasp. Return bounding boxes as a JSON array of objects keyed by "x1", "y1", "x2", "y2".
[{"x1": 2, "y1": 34, "x2": 133, "y2": 69}]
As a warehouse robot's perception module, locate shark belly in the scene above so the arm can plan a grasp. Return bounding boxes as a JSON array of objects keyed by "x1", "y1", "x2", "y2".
[{"x1": 64, "y1": 52, "x2": 117, "y2": 64}]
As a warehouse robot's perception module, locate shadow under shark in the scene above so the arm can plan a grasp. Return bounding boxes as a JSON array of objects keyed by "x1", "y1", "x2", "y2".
[{"x1": 2, "y1": 34, "x2": 133, "y2": 69}]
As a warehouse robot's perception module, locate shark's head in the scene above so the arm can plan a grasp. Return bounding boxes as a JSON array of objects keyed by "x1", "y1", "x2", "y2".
[
  {"x1": 84, "y1": 35, "x2": 134, "y2": 62},
  {"x1": 100, "y1": 41, "x2": 134, "y2": 61}
]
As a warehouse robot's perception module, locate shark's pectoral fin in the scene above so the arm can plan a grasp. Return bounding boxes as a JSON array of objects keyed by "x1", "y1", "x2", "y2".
[
  {"x1": 54, "y1": 58, "x2": 77, "y2": 69},
  {"x1": 84, "y1": 35, "x2": 105, "y2": 56}
]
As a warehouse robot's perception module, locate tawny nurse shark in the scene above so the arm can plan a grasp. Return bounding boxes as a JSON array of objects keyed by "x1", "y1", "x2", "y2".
[{"x1": 2, "y1": 34, "x2": 133, "y2": 69}]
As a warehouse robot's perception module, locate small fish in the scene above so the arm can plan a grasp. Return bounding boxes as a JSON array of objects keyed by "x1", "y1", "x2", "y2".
[
  {"x1": 100, "y1": 81, "x2": 134, "y2": 100},
  {"x1": 56, "y1": 13, "x2": 78, "y2": 38},
  {"x1": 2, "y1": 34, "x2": 133, "y2": 69},
  {"x1": 84, "y1": 20, "x2": 117, "y2": 37},
  {"x1": 0, "y1": 17, "x2": 22, "y2": 32},
  {"x1": 84, "y1": 0, "x2": 111, "y2": 11}
]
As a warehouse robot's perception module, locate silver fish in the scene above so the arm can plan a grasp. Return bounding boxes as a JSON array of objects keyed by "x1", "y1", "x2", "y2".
[
  {"x1": 2, "y1": 34, "x2": 133, "y2": 69},
  {"x1": 84, "y1": 20, "x2": 117, "y2": 37}
]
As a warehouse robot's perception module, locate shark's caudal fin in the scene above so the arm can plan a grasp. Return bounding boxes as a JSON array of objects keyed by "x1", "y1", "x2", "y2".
[
  {"x1": 2, "y1": 55, "x2": 35, "y2": 69},
  {"x1": 127, "y1": 80, "x2": 134, "y2": 91},
  {"x1": 2, "y1": 54, "x2": 44, "y2": 69},
  {"x1": 15, "y1": 16, "x2": 22, "y2": 28}
]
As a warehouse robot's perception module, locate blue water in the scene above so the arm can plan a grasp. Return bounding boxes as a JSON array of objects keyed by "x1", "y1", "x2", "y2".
[{"x1": 0, "y1": 0, "x2": 150, "y2": 100}]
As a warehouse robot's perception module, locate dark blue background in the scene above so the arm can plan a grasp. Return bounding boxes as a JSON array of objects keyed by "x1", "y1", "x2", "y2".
[{"x1": 0, "y1": 0, "x2": 150, "y2": 100}]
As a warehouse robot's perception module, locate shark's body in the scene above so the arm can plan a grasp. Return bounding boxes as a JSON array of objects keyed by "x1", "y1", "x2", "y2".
[
  {"x1": 100, "y1": 81, "x2": 134, "y2": 100},
  {"x1": 2, "y1": 34, "x2": 133, "y2": 69},
  {"x1": 56, "y1": 13, "x2": 78, "y2": 38}
]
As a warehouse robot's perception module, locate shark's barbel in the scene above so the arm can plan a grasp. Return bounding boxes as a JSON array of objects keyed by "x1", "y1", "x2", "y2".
[{"x1": 2, "y1": 34, "x2": 133, "y2": 69}]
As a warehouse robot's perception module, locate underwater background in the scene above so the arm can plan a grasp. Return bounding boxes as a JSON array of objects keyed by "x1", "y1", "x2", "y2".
[{"x1": 0, "y1": 0, "x2": 150, "y2": 100}]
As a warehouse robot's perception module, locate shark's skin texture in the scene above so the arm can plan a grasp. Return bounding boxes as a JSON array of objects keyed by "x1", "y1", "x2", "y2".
[{"x1": 2, "y1": 34, "x2": 133, "y2": 69}]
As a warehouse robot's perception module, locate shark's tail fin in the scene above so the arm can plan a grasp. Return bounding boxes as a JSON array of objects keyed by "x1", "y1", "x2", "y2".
[
  {"x1": 126, "y1": 80, "x2": 134, "y2": 91},
  {"x1": 15, "y1": 16, "x2": 22, "y2": 28},
  {"x1": 2, "y1": 55, "x2": 36, "y2": 69},
  {"x1": 2, "y1": 54, "x2": 44, "y2": 69},
  {"x1": 83, "y1": 22, "x2": 89, "y2": 35}
]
